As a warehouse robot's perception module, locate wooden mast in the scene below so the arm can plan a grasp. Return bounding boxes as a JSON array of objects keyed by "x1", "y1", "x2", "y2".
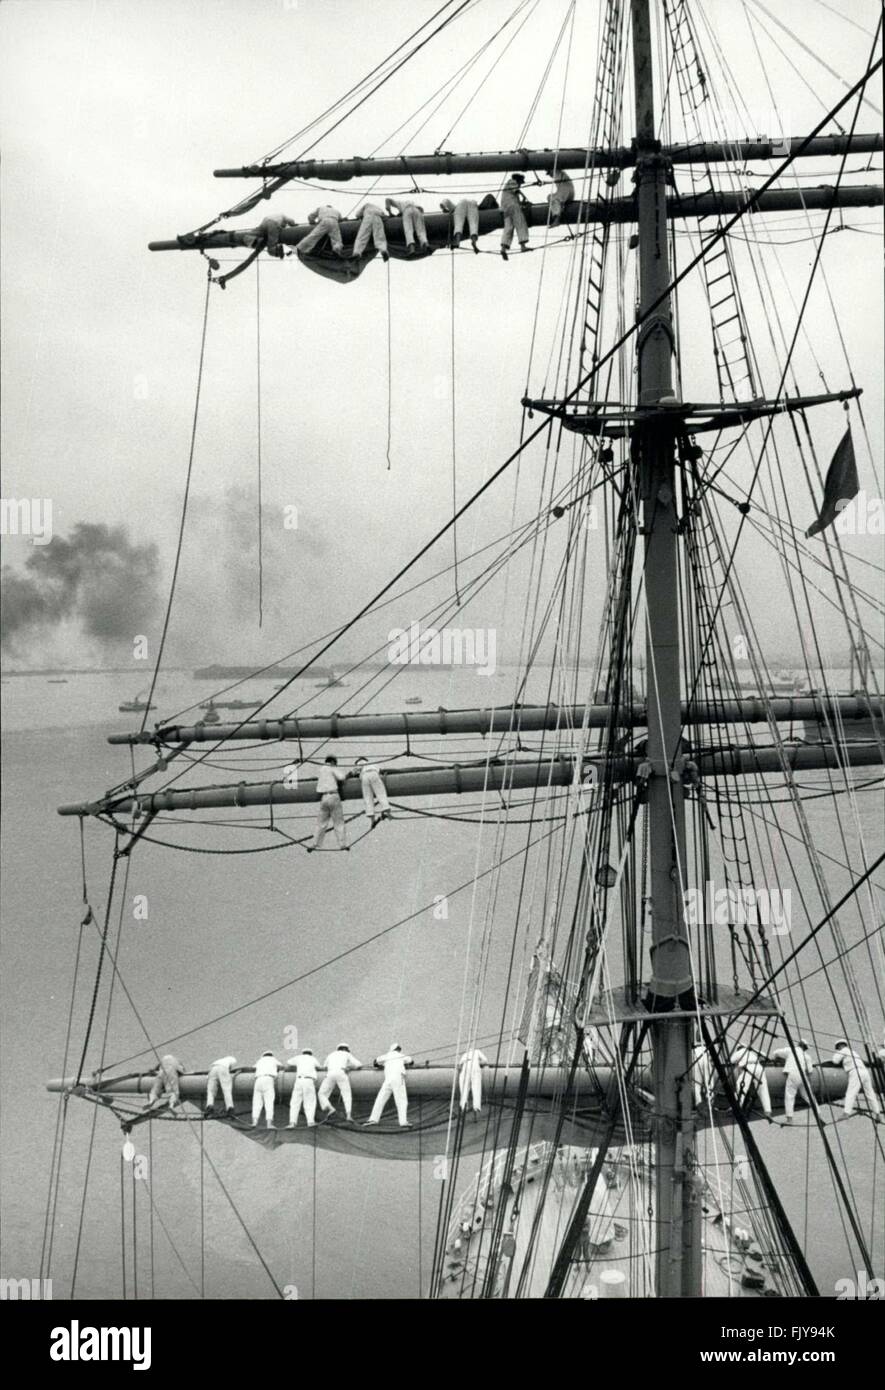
[{"x1": 630, "y1": 0, "x2": 700, "y2": 1297}]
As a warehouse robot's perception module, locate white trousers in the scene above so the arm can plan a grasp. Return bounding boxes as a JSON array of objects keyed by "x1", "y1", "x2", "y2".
[
  {"x1": 313, "y1": 793, "x2": 347, "y2": 848},
  {"x1": 369, "y1": 1075, "x2": 408, "y2": 1124},
  {"x1": 450, "y1": 200, "x2": 479, "y2": 240},
  {"x1": 401, "y1": 205, "x2": 428, "y2": 247},
  {"x1": 298, "y1": 216, "x2": 343, "y2": 255},
  {"x1": 501, "y1": 200, "x2": 529, "y2": 249},
  {"x1": 844, "y1": 1067, "x2": 881, "y2": 1115},
  {"x1": 149, "y1": 1076, "x2": 180, "y2": 1108},
  {"x1": 458, "y1": 1062, "x2": 483, "y2": 1111},
  {"x1": 289, "y1": 1078, "x2": 317, "y2": 1125},
  {"x1": 783, "y1": 1072, "x2": 810, "y2": 1118},
  {"x1": 354, "y1": 212, "x2": 388, "y2": 256},
  {"x1": 207, "y1": 1066, "x2": 234, "y2": 1109},
  {"x1": 692, "y1": 1057, "x2": 713, "y2": 1108},
  {"x1": 362, "y1": 770, "x2": 390, "y2": 820},
  {"x1": 252, "y1": 1075, "x2": 276, "y2": 1125},
  {"x1": 319, "y1": 1071, "x2": 352, "y2": 1116},
  {"x1": 736, "y1": 1068, "x2": 771, "y2": 1115}
]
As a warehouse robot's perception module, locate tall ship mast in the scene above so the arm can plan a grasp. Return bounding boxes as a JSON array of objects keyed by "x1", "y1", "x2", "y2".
[{"x1": 41, "y1": 0, "x2": 883, "y2": 1303}]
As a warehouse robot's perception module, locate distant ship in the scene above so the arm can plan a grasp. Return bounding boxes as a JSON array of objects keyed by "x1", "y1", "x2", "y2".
[
  {"x1": 315, "y1": 669, "x2": 346, "y2": 688},
  {"x1": 48, "y1": 679, "x2": 69, "y2": 685},
  {"x1": 199, "y1": 700, "x2": 222, "y2": 724},
  {"x1": 405, "y1": 696, "x2": 423, "y2": 706},
  {"x1": 118, "y1": 694, "x2": 155, "y2": 713}
]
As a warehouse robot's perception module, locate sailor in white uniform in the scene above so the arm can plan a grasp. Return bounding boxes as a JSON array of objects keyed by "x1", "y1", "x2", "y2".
[
  {"x1": 385, "y1": 196, "x2": 429, "y2": 253},
  {"x1": 354, "y1": 756, "x2": 391, "y2": 826},
  {"x1": 771, "y1": 1040, "x2": 813, "y2": 1122},
  {"x1": 318, "y1": 1044, "x2": 363, "y2": 1121},
  {"x1": 365, "y1": 1044, "x2": 414, "y2": 1127},
  {"x1": 440, "y1": 196, "x2": 480, "y2": 251},
  {"x1": 500, "y1": 174, "x2": 529, "y2": 258},
  {"x1": 242, "y1": 212, "x2": 297, "y2": 259},
  {"x1": 298, "y1": 205, "x2": 345, "y2": 257},
  {"x1": 832, "y1": 1039, "x2": 881, "y2": 1116},
  {"x1": 205, "y1": 1055, "x2": 239, "y2": 1115},
  {"x1": 287, "y1": 1049, "x2": 320, "y2": 1127},
  {"x1": 309, "y1": 756, "x2": 349, "y2": 852},
  {"x1": 458, "y1": 1048, "x2": 489, "y2": 1113},
  {"x1": 731, "y1": 1045, "x2": 772, "y2": 1118},
  {"x1": 252, "y1": 1051, "x2": 281, "y2": 1129},
  {"x1": 692, "y1": 1042, "x2": 714, "y2": 1108},
  {"x1": 544, "y1": 168, "x2": 575, "y2": 225},
  {"x1": 351, "y1": 202, "x2": 389, "y2": 260},
  {"x1": 148, "y1": 1054, "x2": 185, "y2": 1113}
]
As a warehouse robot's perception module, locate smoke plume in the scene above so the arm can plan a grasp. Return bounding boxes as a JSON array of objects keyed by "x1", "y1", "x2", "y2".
[{"x1": 1, "y1": 522, "x2": 161, "y2": 655}]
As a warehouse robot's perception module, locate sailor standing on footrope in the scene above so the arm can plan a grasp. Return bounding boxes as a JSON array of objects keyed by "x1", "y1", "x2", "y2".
[
  {"x1": 385, "y1": 197, "x2": 429, "y2": 254},
  {"x1": 365, "y1": 1044, "x2": 414, "y2": 1127},
  {"x1": 771, "y1": 1040, "x2": 813, "y2": 1123},
  {"x1": 544, "y1": 167, "x2": 575, "y2": 226},
  {"x1": 832, "y1": 1039, "x2": 882, "y2": 1116},
  {"x1": 148, "y1": 1054, "x2": 185, "y2": 1114},
  {"x1": 309, "y1": 755, "x2": 349, "y2": 852},
  {"x1": 354, "y1": 756, "x2": 391, "y2": 826},
  {"x1": 318, "y1": 1044, "x2": 363, "y2": 1121},
  {"x1": 500, "y1": 174, "x2": 530, "y2": 259},
  {"x1": 351, "y1": 202, "x2": 389, "y2": 260},
  {"x1": 205, "y1": 1054, "x2": 240, "y2": 1117},
  {"x1": 243, "y1": 212, "x2": 297, "y2": 259},
  {"x1": 252, "y1": 1051, "x2": 281, "y2": 1129},
  {"x1": 440, "y1": 196, "x2": 480, "y2": 251},
  {"x1": 730, "y1": 1045, "x2": 772, "y2": 1118},
  {"x1": 692, "y1": 1041, "x2": 714, "y2": 1109},
  {"x1": 458, "y1": 1048, "x2": 489, "y2": 1113},
  {"x1": 297, "y1": 205, "x2": 346, "y2": 258},
  {"x1": 287, "y1": 1048, "x2": 320, "y2": 1128}
]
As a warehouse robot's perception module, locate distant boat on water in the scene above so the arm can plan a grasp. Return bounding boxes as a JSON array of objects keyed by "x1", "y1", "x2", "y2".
[
  {"x1": 405, "y1": 696, "x2": 422, "y2": 706},
  {"x1": 48, "y1": 679, "x2": 69, "y2": 685},
  {"x1": 118, "y1": 694, "x2": 155, "y2": 713},
  {"x1": 315, "y1": 670, "x2": 346, "y2": 688}
]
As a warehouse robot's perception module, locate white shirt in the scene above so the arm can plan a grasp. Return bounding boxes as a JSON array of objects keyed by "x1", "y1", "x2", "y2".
[
  {"x1": 355, "y1": 202, "x2": 385, "y2": 219},
  {"x1": 832, "y1": 1047, "x2": 869, "y2": 1075},
  {"x1": 358, "y1": 763, "x2": 381, "y2": 780},
  {"x1": 548, "y1": 172, "x2": 575, "y2": 201},
  {"x1": 324, "y1": 1049, "x2": 362, "y2": 1075},
  {"x1": 376, "y1": 1050, "x2": 413, "y2": 1080},
  {"x1": 310, "y1": 205, "x2": 342, "y2": 222},
  {"x1": 289, "y1": 1053, "x2": 319, "y2": 1081},
  {"x1": 772, "y1": 1046, "x2": 811, "y2": 1080},
  {"x1": 254, "y1": 1055, "x2": 280, "y2": 1078},
  {"x1": 459, "y1": 1049, "x2": 488, "y2": 1069},
  {"x1": 210, "y1": 1055, "x2": 237, "y2": 1073},
  {"x1": 316, "y1": 764, "x2": 346, "y2": 794},
  {"x1": 732, "y1": 1048, "x2": 764, "y2": 1077}
]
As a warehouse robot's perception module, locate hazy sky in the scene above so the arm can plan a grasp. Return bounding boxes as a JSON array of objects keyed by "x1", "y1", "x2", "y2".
[{"x1": 1, "y1": 0, "x2": 881, "y2": 671}]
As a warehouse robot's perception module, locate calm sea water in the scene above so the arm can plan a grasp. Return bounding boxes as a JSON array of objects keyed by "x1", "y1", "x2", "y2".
[{"x1": 1, "y1": 668, "x2": 881, "y2": 1298}]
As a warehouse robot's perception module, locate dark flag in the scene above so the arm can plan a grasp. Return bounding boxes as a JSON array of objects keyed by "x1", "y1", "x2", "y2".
[{"x1": 805, "y1": 427, "x2": 859, "y2": 538}]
